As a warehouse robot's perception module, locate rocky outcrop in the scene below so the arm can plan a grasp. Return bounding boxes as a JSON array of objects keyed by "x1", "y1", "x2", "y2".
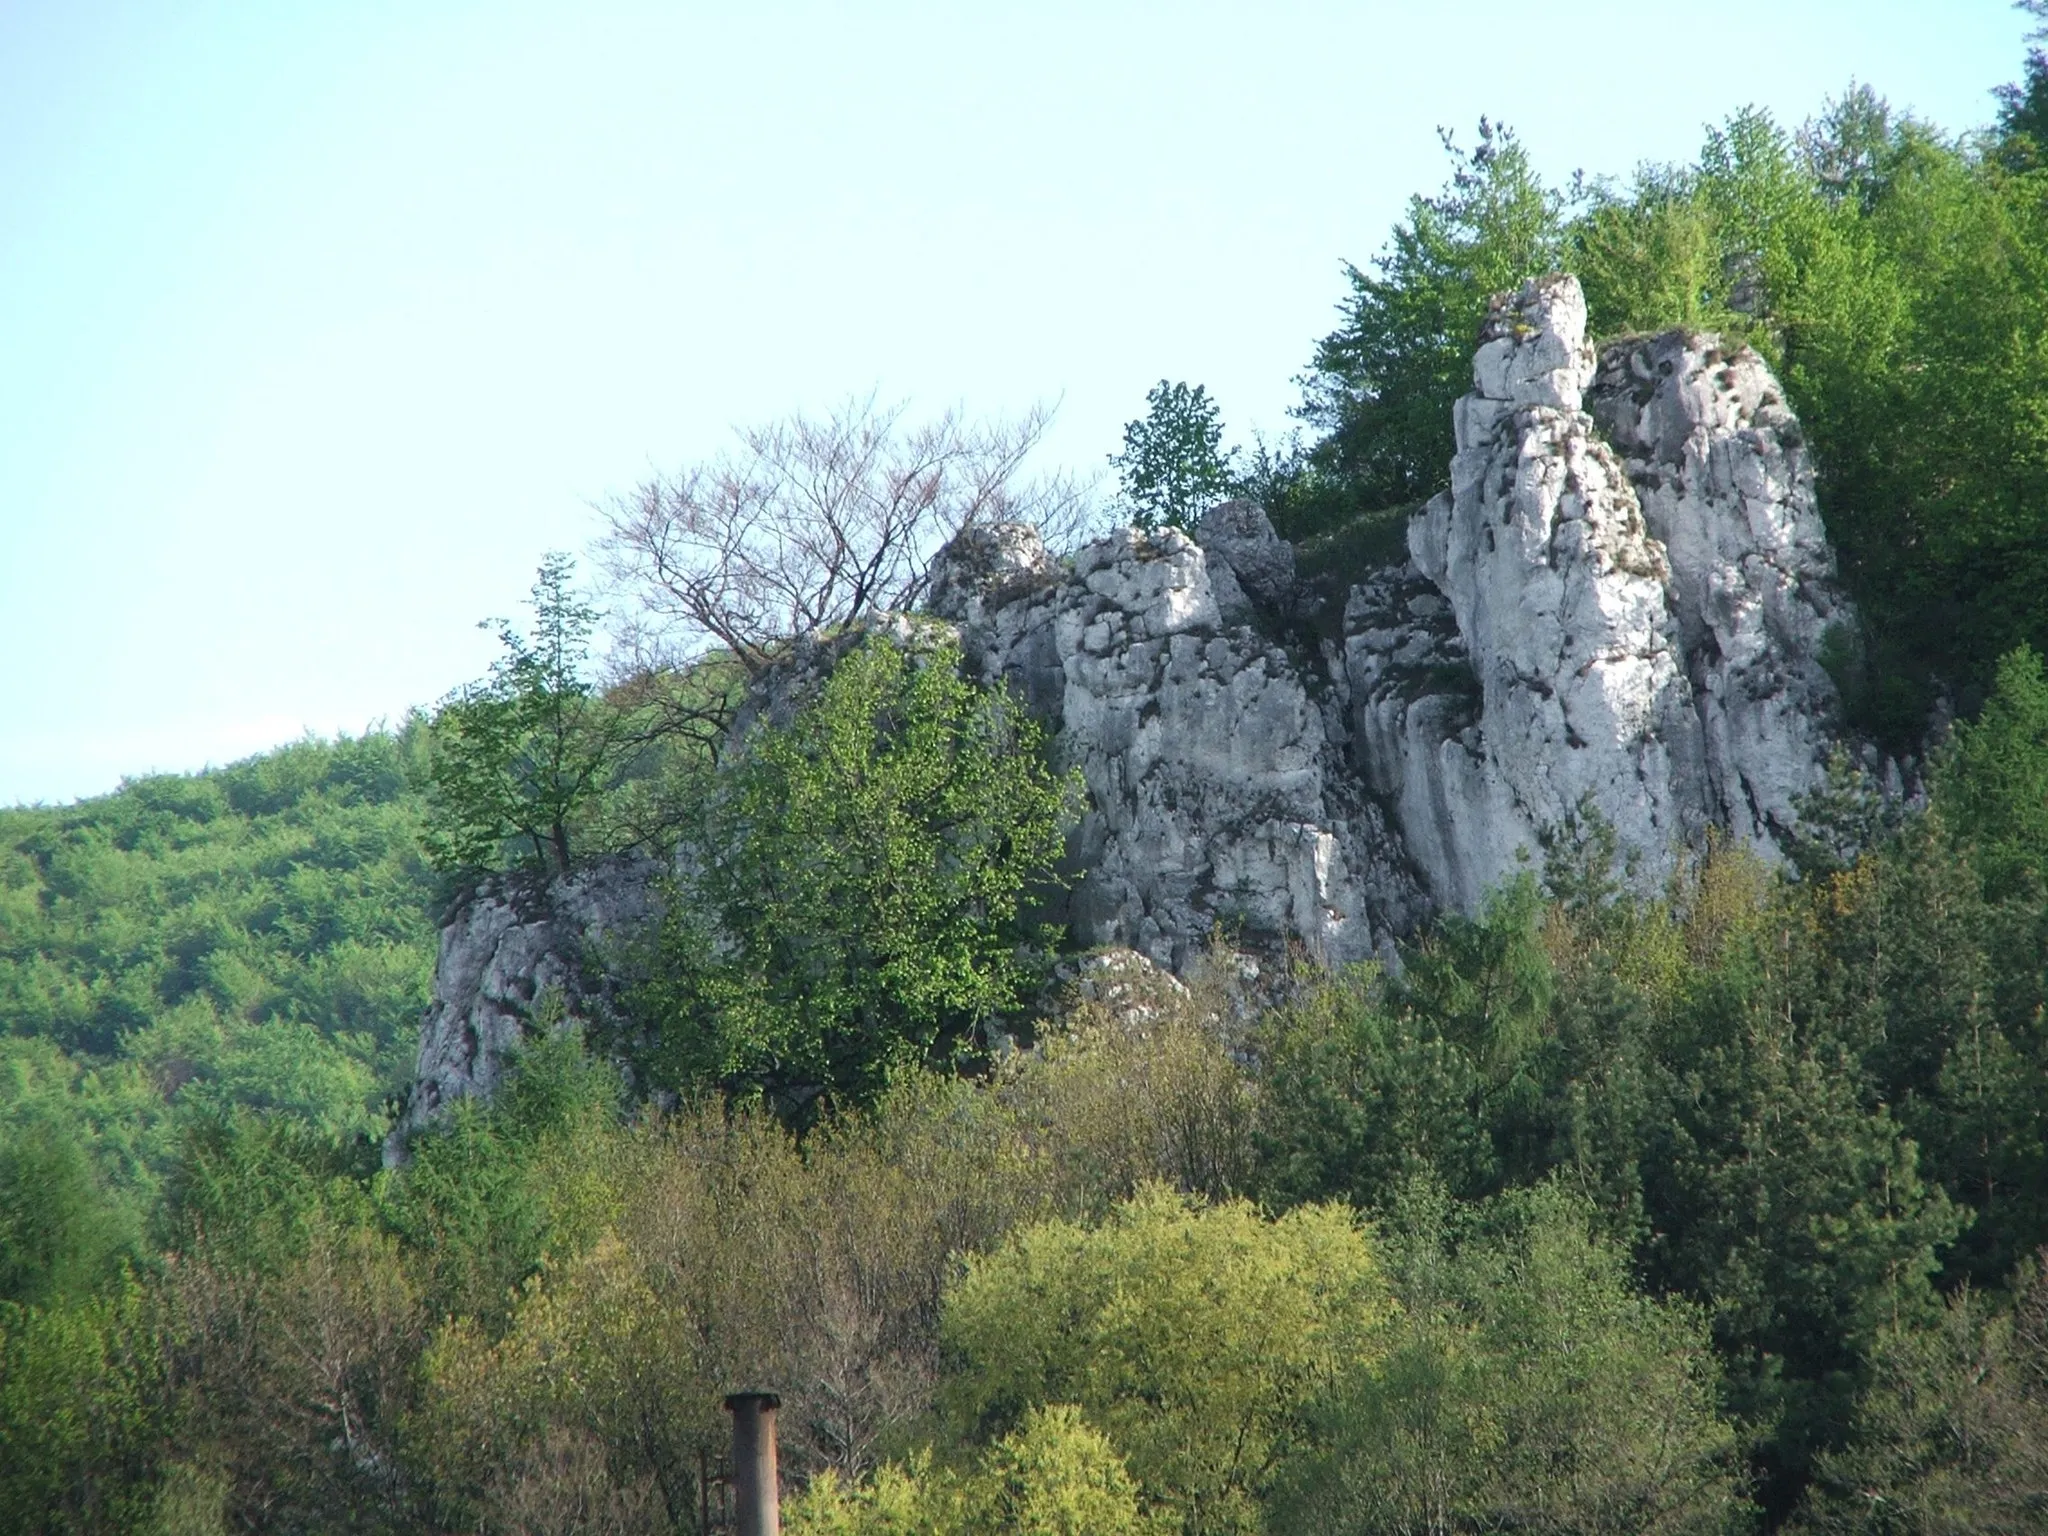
[
  {"x1": 936, "y1": 512, "x2": 1425, "y2": 971},
  {"x1": 1340, "y1": 559, "x2": 1493, "y2": 912},
  {"x1": 394, "y1": 273, "x2": 1854, "y2": 1142},
  {"x1": 1359, "y1": 276, "x2": 1708, "y2": 907},
  {"x1": 1043, "y1": 947, "x2": 1193, "y2": 1028},
  {"x1": 925, "y1": 520, "x2": 1062, "y2": 625},
  {"x1": 1338, "y1": 276, "x2": 1846, "y2": 910},
  {"x1": 383, "y1": 856, "x2": 659, "y2": 1165},
  {"x1": 1590, "y1": 328, "x2": 1848, "y2": 852},
  {"x1": 937, "y1": 276, "x2": 1847, "y2": 937}
]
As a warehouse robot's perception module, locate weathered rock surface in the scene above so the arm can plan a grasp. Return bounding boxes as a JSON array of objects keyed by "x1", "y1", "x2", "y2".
[
  {"x1": 1590, "y1": 328, "x2": 1848, "y2": 853},
  {"x1": 1390, "y1": 275, "x2": 1708, "y2": 907},
  {"x1": 941, "y1": 277, "x2": 1847, "y2": 936},
  {"x1": 383, "y1": 856, "x2": 659, "y2": 1165},
  {"x1": 395, "y1": 273, "x2": 1854, "y2": 1141},
  {"x1": 1342, "y1": 277, "x2": 1847, "y2": 910},
  {"x1": 945, "y1": 516, "x2": 1424, "y2": 972},
  {"x1": 925, "y1": 520, "x2": 1062, "y2": 626},
  {"x1": 1044, "y1": 947, "x2": 1192, "y2": 1027},
  {"x1": 1339, "y1": 558, "x2": 1492, "y2": 912}
]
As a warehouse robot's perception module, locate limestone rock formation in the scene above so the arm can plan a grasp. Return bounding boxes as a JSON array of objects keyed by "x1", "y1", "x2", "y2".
[
  {"x1": 383, "y1": 856, "x2": 658, "y2": 1165},
  {"x1": 1043, "y1": 947, "x2": 1192, "y2": 1029},
  {"x1": 945, "y1": 515, "x2": 1424, "y2": 972},
  {"x1": 393, "y1": 272, "x2": 1854, "y2": 1144},
  {"x1": 1342, "y1": 276, "x2": 1846, "y2": 910},
  {"x1": 1340, "y1": 558, "x2": 1492, "y2": 913},
  {"x1": 1195, "y1": 498, "x2": 1301, "y2": 617},
  {"x1": 925, "y1": 520, "x2": 1062, "y2": 627},
  {"x1": 1386, "y1": 275, "x2": 1708, "y2": 907},
  {"x1": 940, "y1": 276, "x2": 1848, "y2": 938},
  {"x1": 1590, "y1": 328, "x2": 1848, "y2": 851}
]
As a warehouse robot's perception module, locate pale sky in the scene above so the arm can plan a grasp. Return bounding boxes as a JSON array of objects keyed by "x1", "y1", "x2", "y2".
[{"x1": 1, "y1": 1, "x2": 2031, "y2": 806}]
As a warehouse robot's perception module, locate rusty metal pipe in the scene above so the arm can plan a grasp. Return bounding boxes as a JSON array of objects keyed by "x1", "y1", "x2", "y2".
[{"x1": 723, "y1": 1392, "x2": 781, "y2": 1536}]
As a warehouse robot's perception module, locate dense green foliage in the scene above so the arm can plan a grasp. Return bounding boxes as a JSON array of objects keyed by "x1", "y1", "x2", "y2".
[
  {"x1": 942, "y1": 1186, "x2": 1392, "y2": 1534},
  {"x1": 0, "y1": 732, "x2": 438, "y2": 1264},
  {"x1": 1274, "y1": 1181, "x2": 1743, "y2": 1535},
  {"x1": 1110, "y1": 381, "x2": 1239, "y2": 532},
  {"x1": 1254, "y1": 650, "x2": 2048, "y2": 1518},
  {"x1": 0, "y1": 732, "x2": 440, "y2": 1531},
  {"x1": 1995, "y1": 2, "x2": 2048, "y2": 170},
  {"x1": 633, "y1": 633, "x2": 1078, "y2": 1114},
  {"x1": 788, "y1": 1407, "x2": 1164, "y2": 1536}
]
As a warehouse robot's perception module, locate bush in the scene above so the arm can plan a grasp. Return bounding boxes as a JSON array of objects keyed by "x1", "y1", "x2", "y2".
[{"x1": 941, "y1": 1185, "x2": 1393, "y2": 1533}]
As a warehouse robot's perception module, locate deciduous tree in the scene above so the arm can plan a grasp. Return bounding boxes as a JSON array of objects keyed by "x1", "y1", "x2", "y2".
[
  {"x1": 1108, "y1": 381, "x2": 1236, "y2": 533},
  {"x1": 634, "y1": 634, "x2": 1077, "y2": 1113},
  {"x1": 600, "y1": 398, "x2": 1092, "y2": 677},
  {"x1": 941, "y1": 1185, "x2": 1392, "y2": 1534},
  {"x1": 423, "y1": 554, "x2": 647, "y2": 877}
]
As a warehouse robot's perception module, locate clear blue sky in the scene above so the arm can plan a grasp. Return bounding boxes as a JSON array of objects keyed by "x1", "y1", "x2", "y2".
[{"x1": 1, "y1": 1, "x2": 2032, "y2": 806}]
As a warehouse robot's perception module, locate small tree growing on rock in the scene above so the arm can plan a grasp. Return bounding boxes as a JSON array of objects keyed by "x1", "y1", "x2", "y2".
[
  {"x1": 1109, "y1": 380, "x2": 1237, "y2": 532},
  {"x1": 424, "y1": 554, "x2": 645, "y2": 878}
]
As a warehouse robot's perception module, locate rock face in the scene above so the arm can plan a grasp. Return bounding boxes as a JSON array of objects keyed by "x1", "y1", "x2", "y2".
[
  {"x1": 383, "y1": 856, "x2": 659, "y2": 1165},
  {"x1": 1376, "y1": 276, "x2": 1708, "y2": 908},
  {"x1": 394, "y1": 273, "x2": 1853, "y2": 1142},
  {"x1": 1590, "y1": 328, "x2": 1848, "y2": 852},
  {"x1": 936, "y1": 510, "x2": 1425, "y2": 972},
  {"x1": 1344, "y1": 277, "x2": 1846, "y2": 910},
  {"x1": 937, "y1": 276, "x2": 1847, "y2": 940}
]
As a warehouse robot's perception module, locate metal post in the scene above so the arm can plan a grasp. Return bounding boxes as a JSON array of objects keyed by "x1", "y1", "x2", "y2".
[{"x1": 723, "y1": 1392, "x2": 781, "y2": 1536}]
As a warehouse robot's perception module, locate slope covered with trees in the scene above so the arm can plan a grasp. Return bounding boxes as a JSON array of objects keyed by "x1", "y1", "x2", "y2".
[{"x1": 0, "y1": 731, "x2": 439, "y2": 1289}]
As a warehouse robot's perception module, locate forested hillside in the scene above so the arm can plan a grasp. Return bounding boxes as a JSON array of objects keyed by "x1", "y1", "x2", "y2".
[
  {"x1": 0, "y1": 734, "x2": 438, "y2": 1300},
  {"x1": 5, "y1": 31, "x2": 2048, "y2": 1536}
]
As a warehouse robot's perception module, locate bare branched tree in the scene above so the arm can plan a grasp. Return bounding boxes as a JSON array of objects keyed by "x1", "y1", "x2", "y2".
[{"x1": 597, "y1": 396, "x2": 1095, "y2": 675}]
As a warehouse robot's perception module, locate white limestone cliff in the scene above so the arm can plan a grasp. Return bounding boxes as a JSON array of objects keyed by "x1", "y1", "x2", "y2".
[
  {"x1": 1346, "y1": 276, "x2": 1847, "y2": 911},
  {"x1": 1589, "y1": 327, "x2": 1848, "y2": 853},
  {"x1": 390, "y1": 274, "x2": 1854, "y2": 1149}
]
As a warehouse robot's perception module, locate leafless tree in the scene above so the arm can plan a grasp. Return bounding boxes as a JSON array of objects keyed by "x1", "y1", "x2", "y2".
[{"x1": 597, "y1": 396, "x2": 1096, "y2": 676}]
